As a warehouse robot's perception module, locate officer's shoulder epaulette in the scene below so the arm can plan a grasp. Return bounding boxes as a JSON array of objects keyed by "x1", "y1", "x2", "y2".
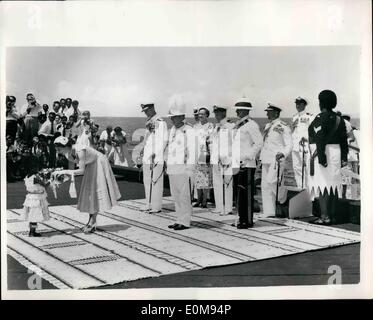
[
  {"x1": 184, "y1": 122, "x2": 193, "y2": 127},
  {"x1": 280, "y1": 120, "x2": 289, "y2": 126},
  {"x1": 156, "y1": 117, "x2": 165, "y2": 121},
  {"x1": 292, "y1": 113, "x2": 298, "y2": 117}
]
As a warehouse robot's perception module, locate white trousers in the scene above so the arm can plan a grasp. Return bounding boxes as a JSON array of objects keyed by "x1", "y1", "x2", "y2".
[
  {"x1": 261, "y1": 163, "x2": 288, "y2": 217},
  {"x1": 169, "y1": 174, "x2": 192, "y2": 227},
  {"x1": 143, "y1": 163, "x2": 164, "y2": 211},
  {"x1": 104, "y1": 143, "x2": 113, "y2": 158},
  {"x1": 190, "y1": 172, "x2": 198, "y2": 199},
  {"x1": 292, "y1": 150, "x2": 308, "y2": 189},
  {"x1": 212, "y1": 165, "x2": 233, "y2": 214}
]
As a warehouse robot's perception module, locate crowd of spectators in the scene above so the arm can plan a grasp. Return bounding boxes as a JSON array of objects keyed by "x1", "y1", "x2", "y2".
[{"x1": 6, "y1": 93, "x2": 131, "y2": 182}]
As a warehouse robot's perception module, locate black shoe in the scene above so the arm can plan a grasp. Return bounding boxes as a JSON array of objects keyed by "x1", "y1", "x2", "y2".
[
  {"x1": 193, "y1": 202, "x2": 201, "y2": 208},
  {"x1": 173, "y1": 224, "x2": 189, "y2": 230},
  {"x1": 237, "y1": 222, "x2": 254, "y2": 229},
  {"x1": 321, "y1": 219, "x2": 332, "y2": 225},
  {"x1": 201, "y1": 204, "x2": 208, "y2": 209},
  {"x1": 148, "y1": 210, "x2": 161, "y2": 214},
  {"x1": 311, "y1": 218, "x2": 331, "y2": 225},
  {"x1": 168, "y1": 223, "x2": 178, "y2": 229},
  {"x1": 29, "y1": 231, "x2": 42, "y2": 237}
]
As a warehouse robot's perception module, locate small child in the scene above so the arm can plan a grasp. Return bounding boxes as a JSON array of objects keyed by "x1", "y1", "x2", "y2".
[{"x1": 22, "y1": 159, "x2": 51, "y2": 237}]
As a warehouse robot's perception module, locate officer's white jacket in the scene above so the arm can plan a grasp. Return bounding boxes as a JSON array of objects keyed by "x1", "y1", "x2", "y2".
[
  {"x1": 232, "y1": 116, "x2": 263, "y2": 168},
  {"x1": 209, "y1": 118, "x2": 235, "y2": 166},
  {"x1": 291, "y1": 110, "x2": 313, "y2": 150},
  {"x1": 143, "y1": 114, "x2": 168, "y2": 164},
  {"x1": 165, "y1": 122, "x2": 195, "y2": 175},
  {"x1": 260, "y1": 118, "x2": 292, "y2": 164}
]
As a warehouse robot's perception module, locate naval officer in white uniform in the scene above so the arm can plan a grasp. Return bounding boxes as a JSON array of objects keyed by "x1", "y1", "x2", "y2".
[
  {"x1": 165, "y1": 100, "x2": 195, "y2": 230},
  {"x1": 291, "y1": 97, "x2": 313, "y2": 189},
  {"x1": 232, "y1": 99, "x2": 263, "y2": 228},
  {"x1": 260, "y1": 104, "x2": 292, "y2": 217},
  {"x1": 210, "y1": 105, "x2": 235, "y2": 215},
  {"x1": 140, "y1": 103, "x2": 168, "y2": 213}
]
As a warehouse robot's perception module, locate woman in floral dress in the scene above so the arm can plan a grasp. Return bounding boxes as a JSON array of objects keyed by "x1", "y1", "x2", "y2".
[{"x1": 193, "y1": 107, "x2": 214, "y2": 208}]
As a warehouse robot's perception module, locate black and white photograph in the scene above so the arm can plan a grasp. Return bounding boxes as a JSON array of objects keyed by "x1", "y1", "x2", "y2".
[{"x1": 1, "y1": 0, "x2": 372, "y2": 300}]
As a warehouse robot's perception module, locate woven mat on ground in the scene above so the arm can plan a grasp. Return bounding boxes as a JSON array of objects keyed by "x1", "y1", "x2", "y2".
[{"x1": 7, "y1": 197, "x2": 360, "y2": 289}]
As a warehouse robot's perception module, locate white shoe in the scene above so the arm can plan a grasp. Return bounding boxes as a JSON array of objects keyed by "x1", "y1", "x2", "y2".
[
  {"x1": 211, "y1": 209, "x2": 220, "y2": 214},
  {"x1": 260, "y1": 213, "x2": 275, "y2": 218},
  {"x1": 219, "y1": 212, "x2": 233, "y2": 216}
]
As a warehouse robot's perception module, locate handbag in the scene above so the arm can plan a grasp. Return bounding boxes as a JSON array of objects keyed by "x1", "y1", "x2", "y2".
[
  {"x1": 69, "y1": 174, "x2": 77, "y2": 198},
  {"x1": 310, "y1": 115, "x2": 341, "y2": 176}
]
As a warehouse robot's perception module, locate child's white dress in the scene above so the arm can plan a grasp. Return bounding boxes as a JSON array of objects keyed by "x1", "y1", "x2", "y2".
[{"x1": 22, "y1": 175, "x2": 50, "y2": 223}]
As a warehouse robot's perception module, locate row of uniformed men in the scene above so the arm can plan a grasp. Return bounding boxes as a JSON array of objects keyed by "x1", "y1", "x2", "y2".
[{"x1": 139, "y1": 97, "x2": 312, "y2": 230}]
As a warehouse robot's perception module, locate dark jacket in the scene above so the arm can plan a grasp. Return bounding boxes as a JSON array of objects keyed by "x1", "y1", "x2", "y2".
[{"x1": 308, "y1": 111, "x2": 348, "y2": 165}]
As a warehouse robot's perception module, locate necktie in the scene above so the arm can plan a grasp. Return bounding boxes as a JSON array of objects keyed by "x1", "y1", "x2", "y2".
[{"x1": 50, "y1": 121, "x2": 54, "y2": 135}]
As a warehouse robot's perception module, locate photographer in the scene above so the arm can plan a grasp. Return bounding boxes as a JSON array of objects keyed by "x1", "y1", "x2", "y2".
[
  {"x1": 76, "y1": 110, "x2": 94, "y2": 147},
  {"x1": 6, "y1": 95, "x2": 20, "y2": 142},
  {"x1": 31, "y1": 135, "x2": 50, "y2": 170},
  {"x1": 38, "y1": 112, "x2": 58, "y2": 167},
  {"x1": 110, "y1": 126, "x2": 134, "y2": 166},
  {"x1": 65, "y1": 115, "x2": 79, "y2": 142},
  {"x1": 20, "y1": 93, "x2": 42, "y2": 146},
  {"x1": 99, "y1": 125, "x2": 114, "y2": 157}
]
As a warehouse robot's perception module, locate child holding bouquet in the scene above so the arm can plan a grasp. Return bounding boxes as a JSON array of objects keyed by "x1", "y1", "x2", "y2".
[{"x1": 22, "y1": 159, "x2": 51, "y2": 237}]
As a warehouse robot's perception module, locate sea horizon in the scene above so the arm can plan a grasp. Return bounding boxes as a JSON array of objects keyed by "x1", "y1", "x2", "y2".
[{"x1": 92, "y1": 116, "x2": 360, "y2": 141}]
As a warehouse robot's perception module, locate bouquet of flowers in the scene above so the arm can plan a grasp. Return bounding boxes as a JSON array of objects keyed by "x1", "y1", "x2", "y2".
[{"x1": 38, "y1": 167, "x2": 71, "y2": 198}]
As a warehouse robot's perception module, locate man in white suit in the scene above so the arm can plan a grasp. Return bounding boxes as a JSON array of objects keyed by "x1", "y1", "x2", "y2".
[
  {"x1": 260, "y1": 104, "x2": 292, "y2": 217},
  {"x1": 141, "y1": 103, "x2": 168, "y2": 213},
  {"x1": 210, "y1": 105, "x2": 235, "y2": 215},
  {"x1": 165, "y1": 100, "x2": 195, "y2": 230},
  {"x1": 291, "y1": 97, "x2": 313, "y2": 190}
]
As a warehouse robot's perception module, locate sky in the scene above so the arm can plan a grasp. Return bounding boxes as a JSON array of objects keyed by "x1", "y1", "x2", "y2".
[{"x1": 6, "y1": 46, "x2": 361, "y2": 118}]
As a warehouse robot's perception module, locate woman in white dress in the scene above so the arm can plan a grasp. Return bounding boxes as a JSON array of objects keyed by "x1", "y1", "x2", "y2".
[{"x1": 53, "y1": 136, "x2": 121, "y2": 233}]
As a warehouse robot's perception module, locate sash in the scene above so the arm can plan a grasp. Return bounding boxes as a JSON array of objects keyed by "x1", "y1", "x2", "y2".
[{"x1": 310, "y1": 115, "x2": 341, "y2": 176}]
